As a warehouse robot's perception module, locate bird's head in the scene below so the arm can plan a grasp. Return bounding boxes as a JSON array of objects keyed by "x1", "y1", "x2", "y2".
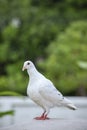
[{"x1": 22, "y1": 60, "x2": 34, "y2": 71}]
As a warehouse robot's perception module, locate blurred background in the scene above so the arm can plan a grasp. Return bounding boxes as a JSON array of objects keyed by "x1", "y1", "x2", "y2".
[
  {"x1": 0, "y1": 0, "x2": 87, "y2": 128},
  {"x1": 0, "y1": 0, "x2": 87, "y2": 96}
]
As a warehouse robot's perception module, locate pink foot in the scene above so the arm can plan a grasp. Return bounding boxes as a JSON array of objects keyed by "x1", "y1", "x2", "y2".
[
  {"x1": 34, "y1": 116, "x2": 50, "y2": 120},
  {"x1": 34, "y1": 112, "x2": 50, "y2": 120}
]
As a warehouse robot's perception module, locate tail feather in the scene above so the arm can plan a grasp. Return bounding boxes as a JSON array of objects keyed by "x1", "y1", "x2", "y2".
[
  {"x1": 67, "y1": 104, "x2": 77, "y2": 110},
  {"x1": 61, "y1": 97, "x2": 77, "y2": 110}
]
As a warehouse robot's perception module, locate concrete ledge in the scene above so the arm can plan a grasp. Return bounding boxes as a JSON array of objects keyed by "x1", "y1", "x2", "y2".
[{"x1": 1, "y1": 119, "x2": 87, "y2": 130}]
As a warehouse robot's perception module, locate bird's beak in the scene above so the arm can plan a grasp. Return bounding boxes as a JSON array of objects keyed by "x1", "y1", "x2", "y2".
[{"x1": 22, "y1": 66, "x2": 26, "y2": 71}]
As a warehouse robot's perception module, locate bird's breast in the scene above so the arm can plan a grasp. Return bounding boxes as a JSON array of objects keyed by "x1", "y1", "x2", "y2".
[{"x1": 27, "y1": 83, "x2": 41, "y2": 102}]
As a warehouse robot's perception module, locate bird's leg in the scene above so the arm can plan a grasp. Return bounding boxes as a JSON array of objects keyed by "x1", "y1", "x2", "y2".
[
  {"x1": 40, "y1": 111, "x2": 46, "y2": 118},
  {"x1": 34, "y1": 110, "x2": 50, "y2": 120},
  {"x1": 42, "y1": 109, "x2": 50, "y2": 120},
  {"x1": 34, "y1": 111, "x2": 46, "y2": 120},
  {"x1": 42, "y1": 114, "x2": 49, "y2": 120}
]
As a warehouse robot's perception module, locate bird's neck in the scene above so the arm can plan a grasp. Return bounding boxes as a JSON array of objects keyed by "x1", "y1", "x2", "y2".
[{"x1": 27, "y1": 66, "x2": 40, "y2": 80}]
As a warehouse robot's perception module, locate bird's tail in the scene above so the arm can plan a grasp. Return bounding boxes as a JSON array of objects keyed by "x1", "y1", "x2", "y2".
[
  {"x1": 62, "y1": 97, "x2": 77, "y2": 110},
  {"x1": 66, "y1": 103, "x2": 77, "y2": 110}
]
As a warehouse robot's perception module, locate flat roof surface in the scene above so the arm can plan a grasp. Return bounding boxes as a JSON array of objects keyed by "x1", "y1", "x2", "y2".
[{"x1": 1, "y1": 119, "x2": 87, "y2": 130}]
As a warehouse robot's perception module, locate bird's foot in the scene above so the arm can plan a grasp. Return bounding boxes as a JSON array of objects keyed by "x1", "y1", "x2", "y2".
[
  {"x1": 34, "y1": 116, "x2": 49, "y2": 120},
  {"x1": 34, "y1": 115, "x2": 49, "y2": 120}
]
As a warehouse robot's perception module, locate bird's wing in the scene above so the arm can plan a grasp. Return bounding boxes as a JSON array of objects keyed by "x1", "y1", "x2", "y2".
[{"x1": 39, "y1": 79, "x2": 64, "y2": 105}]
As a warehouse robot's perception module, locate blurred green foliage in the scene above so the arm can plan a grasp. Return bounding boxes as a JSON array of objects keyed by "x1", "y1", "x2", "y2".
[
  {"x1": 38, "y1": 21, "x2": 87, "y2": 96},
  {"x1": 0, "y1": 110, "x2": 14, "y2": 117},
  {"x1": 0, "y1": 0, "x2": 87, "y2": 96}
]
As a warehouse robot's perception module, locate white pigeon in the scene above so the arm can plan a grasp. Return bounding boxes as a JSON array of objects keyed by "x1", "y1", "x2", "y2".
[{"x1": 22, "y1": 60, "x2": 77, "y2": 120}]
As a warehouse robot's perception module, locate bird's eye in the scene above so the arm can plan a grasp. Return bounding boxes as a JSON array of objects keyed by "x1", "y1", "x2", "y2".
[{"x1": 27, "y1": 62, "x2": 30, "y2": 65}]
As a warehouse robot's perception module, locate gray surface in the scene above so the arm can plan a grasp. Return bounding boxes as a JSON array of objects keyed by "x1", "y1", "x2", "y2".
[
  {"x1": 1, "y1": 119, "x2": 87, "y2": 130},
  {"x1": 0, "y1": 96, "x2": 87, "y2": 129}
]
